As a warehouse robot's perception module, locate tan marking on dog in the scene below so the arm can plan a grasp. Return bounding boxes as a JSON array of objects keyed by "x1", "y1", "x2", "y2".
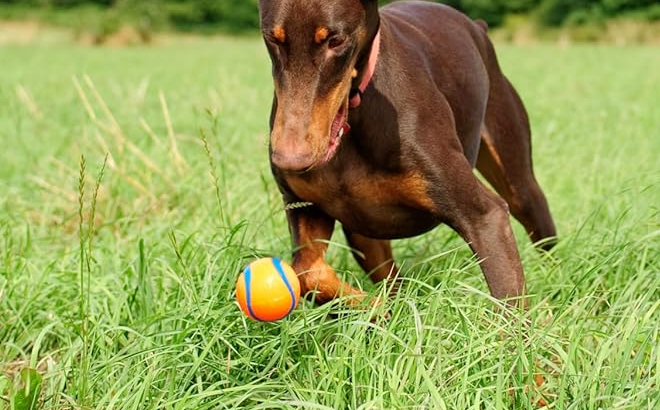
[
  {"x1": 291, "y1": 211, "x2": 365, "y2": 304},
  {"x1": 288, "y1": 170, "x2": 436, "y2": 215},
  {"x1": 481, "y1": 128, "x2": 504, "y2": 170},
  {"x1": 273, "y1": 25, "x2": 286, "y2": 43},
  {"x1": 479, "y1": 127, "x2": 523, "y2": 212},
  {"x1": 307, "y1": 71, "x2": 354, "y2": 162},
  {"x1": 314, "y1": 27, "x2": 329, "y2": 43},
  {"x1": 355, "y1": 171, "x2": 436, "y2": 211}
]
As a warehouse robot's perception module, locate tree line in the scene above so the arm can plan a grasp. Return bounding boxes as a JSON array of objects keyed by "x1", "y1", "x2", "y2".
[
  {"x1": 1, "y1": 0, "x2": 658, "y2": 31},
  {"x1": 425, "y1": 0, "x2": 659, "y2": 27}
]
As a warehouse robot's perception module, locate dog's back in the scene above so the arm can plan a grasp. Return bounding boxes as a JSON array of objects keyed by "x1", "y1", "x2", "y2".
[{"x1": 379, "y1": 1, "x2": 494, "y2": 162}]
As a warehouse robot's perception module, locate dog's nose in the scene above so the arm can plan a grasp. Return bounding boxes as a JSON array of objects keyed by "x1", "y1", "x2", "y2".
[{"x1": 271, "y1": 151, "x2": 315, "y2": 172}]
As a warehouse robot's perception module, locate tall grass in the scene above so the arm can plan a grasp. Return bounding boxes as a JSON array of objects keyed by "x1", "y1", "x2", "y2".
[{"x1": 0, "y1": 38, "x2": 659, "y2": 409}]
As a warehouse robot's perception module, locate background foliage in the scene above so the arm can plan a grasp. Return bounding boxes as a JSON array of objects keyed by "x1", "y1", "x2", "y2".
[{"x1": 1, "y1": 0, "x2": 659, "y2": 32}]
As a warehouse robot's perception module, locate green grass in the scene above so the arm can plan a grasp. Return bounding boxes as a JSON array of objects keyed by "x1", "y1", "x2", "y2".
[{"x1": 1, "y1": 37, "x2": 659, "y2": 409}]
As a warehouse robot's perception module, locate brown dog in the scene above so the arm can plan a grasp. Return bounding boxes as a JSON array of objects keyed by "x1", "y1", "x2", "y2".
[{"x1": 258, "y1": 0, "x2": 557, "y2": 306}]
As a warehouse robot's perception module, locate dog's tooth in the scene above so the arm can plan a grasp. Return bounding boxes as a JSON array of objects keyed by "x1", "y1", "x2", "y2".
[{"x1": 338, "y1": 127, "x2": 344, "y2": 138}]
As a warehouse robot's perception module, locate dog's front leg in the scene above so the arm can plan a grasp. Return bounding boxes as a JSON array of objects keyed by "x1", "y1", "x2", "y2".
[
  {"x1": 438, "y1": 154, "x2": 528, "y2": 306},
  {"x1": 458, "y1": 188, "x2": 527, "y2": 304},
  {"x1": 287, "y1": 205, "x2": 366, "y2": 306}
]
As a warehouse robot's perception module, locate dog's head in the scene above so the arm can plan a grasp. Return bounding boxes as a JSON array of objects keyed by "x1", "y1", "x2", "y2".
[{"x1": 259, "y1": 0, "x2": 379, "y2": 172}]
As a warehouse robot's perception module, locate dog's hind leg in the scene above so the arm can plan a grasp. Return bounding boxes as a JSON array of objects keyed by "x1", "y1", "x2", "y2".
[
  {"x1": 476, "y1": 73, "x2": 557, "y2": 250},
  {"x1": 343, "y1": 229, "x2": 400, "y2": 295}
]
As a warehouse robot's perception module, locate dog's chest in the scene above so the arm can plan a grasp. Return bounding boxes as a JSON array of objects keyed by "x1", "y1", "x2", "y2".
[{"x1": 285, "y1": 168, "x2": 440, "y2": 238}]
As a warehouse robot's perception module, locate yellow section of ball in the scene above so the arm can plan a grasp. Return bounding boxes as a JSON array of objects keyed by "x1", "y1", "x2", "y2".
[{"x1": 236, "y1": 257, "x2": 301, "y2": 321}]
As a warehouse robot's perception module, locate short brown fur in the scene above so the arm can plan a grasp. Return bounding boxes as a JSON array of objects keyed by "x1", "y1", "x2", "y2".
[{"x1": 258, "y1": 0, "x2": 557, "y2": 307}]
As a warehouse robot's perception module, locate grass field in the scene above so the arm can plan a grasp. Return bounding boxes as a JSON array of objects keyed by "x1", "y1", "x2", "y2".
[{"x1": 1, "y1": 37, "x2": 659, "y2": 409}]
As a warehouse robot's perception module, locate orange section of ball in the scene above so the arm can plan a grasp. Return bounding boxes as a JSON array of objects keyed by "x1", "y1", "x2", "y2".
[{"x1": 236, "y1": 258, "x2": 301, "y2": 322}]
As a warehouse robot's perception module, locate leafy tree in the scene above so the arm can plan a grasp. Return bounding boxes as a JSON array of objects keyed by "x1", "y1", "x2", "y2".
[{"x1": 2, "y1": 0, "x2": 659, "y2": 31}]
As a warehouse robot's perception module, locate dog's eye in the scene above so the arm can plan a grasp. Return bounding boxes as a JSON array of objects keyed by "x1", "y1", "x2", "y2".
[{"x1": 327, "y1": 36, "x2": 346, "y2": 50}]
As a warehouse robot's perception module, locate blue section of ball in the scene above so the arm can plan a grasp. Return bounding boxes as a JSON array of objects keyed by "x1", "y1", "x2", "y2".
[
  {"x1": 272, "y1": 257, "x2": 296, "y2": 316},
  {"x1": 243, "y1": 265, "x2": 265, "y2": 322}
]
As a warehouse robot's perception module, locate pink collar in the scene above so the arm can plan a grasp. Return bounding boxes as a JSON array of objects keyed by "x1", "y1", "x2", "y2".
[
  {"x1": 349, "y1": 29, "x2": 381, "y2": 108},
  {"x1": 338, "y1": 29, "x2": 381, "y2": 138}
]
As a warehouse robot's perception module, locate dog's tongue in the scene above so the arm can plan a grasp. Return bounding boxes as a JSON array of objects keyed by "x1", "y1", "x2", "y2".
[
  {"x1": 330, "y1": 106, "x2": 345, "y2": 140},
  {"x1": 323, "y1": 106, "x2": 348, "y2": 164}
]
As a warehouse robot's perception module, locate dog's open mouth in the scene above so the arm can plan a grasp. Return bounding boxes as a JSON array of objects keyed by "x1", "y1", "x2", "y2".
[{"x1": 320, "y1": 103, "x2": 348, "y2": 165}]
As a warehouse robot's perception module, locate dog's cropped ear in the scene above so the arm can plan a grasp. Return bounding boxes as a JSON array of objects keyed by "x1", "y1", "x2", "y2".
[
  {"x1": 257, "y1": 0, "x2": 274, "y2": 23},
  {"x1": 360, "y1": 0, "x2": 379, "y2": 12},
  {"x1": 359, "y1": 0, "x2": 379, "y2": 29}
]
